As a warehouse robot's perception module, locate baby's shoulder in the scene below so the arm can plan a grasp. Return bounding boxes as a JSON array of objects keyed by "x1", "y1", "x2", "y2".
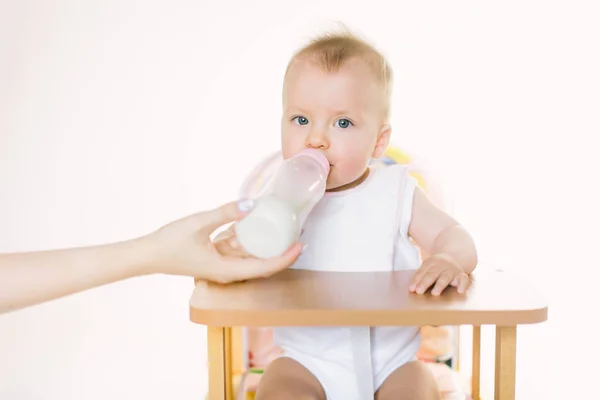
[{"x1": 368, "y1": 164, "x2": 412, "y2": 189}]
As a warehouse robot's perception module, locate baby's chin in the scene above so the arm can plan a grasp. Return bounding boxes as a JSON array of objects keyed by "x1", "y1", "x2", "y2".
[
  {"x1": 325, "y1": 176, "x2": 355, "y2": 191},
  {"x1": 325, "y1": 168, "x2": 370, "y2": 192},
  {"x1": 325, "y1": 181, "x2": 341, "y2": 190},
  {"x1": 325, "y1": 177, "x2": 344, "y2": 190}
]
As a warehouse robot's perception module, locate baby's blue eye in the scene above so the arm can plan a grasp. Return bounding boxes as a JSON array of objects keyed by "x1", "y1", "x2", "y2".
[
  {"x1": 335, "y1": 118, "x2": 352, "y2": 129},
  {"x1": 293, "y1": 116, "x2": 309, "y2": 125}
]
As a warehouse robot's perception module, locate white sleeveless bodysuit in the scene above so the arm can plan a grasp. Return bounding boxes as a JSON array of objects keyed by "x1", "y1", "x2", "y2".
[{"x1": 272, "y1": 164, "x2": 423, "y2": 400}]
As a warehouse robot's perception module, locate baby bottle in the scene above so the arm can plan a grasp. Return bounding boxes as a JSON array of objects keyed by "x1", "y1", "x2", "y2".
[{"x1": 235, "y1": 149, "x2": 330, "y2": 258}]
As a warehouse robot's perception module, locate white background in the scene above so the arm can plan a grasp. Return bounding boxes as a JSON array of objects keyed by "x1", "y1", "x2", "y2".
[{"x1": 1, "y1": 1, "x2": 599, "y2": 399}]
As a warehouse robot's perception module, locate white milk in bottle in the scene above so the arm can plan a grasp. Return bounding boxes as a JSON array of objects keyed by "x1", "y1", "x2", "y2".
[{"x1": 235, "y1": 149, "x2": 330, "y2": 258}]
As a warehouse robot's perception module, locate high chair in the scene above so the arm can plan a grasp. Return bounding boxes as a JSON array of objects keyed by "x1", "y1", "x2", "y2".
[
  {"x1": 190, "y1": 267, "x2": 546, "y2": 400},
  {"x1": 191, "y1": 146, "x2": 547, "y2": 400}
]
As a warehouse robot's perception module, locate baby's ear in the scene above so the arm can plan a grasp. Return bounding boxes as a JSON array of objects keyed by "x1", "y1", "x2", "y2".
[{"x1": 372, "y1": 125, "x2": 391, "y2": 159}]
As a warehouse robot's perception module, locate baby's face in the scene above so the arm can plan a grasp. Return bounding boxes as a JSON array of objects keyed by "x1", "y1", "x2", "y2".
[{"x1": 281, "y1": 58, "x2": 389, "y2": 190}]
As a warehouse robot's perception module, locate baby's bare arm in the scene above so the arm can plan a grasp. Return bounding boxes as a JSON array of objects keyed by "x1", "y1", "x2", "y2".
[
  {"x1": 408, "y1": 187, "x2": 478, "y2": 295},
  {"x1": 408, "y1": 187, "x2": 477, "y2": 273}
]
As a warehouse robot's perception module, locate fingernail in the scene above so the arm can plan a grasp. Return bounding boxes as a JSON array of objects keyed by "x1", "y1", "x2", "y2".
[
  {"x1": 302, "y1": 244, "x2": 309, "y2": 252},
  {"x1": 237, "y1": 198, "x2": 254, "y2": 212}
]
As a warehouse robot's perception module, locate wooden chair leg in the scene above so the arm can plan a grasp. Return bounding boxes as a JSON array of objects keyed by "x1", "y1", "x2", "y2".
[
  {"x1": 224, "y1": 327, "x2": 234, "y2": 400},
  {"x1": 471, "y1": 326, "x2": 481, "y2": 400},
  {"x1": 494, "y1": 326, "x2": 517, "y2": 400},
  {"x1": 231, "y1": 327, "x2": 244, "y2": 376},
  {"x1": 454, "y1": 326, "x2": 460, "y2": 371},
  {"x1": 208, "y1": 326, "x2": 234, "y2": 400}
]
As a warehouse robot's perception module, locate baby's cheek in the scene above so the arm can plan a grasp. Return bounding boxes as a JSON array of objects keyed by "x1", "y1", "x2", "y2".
[
  {"x1": 281, "y1": 138, "x2": 303, "y2": 160},
  {"x1": 336, "y1": 156, "x2": 369, "y2": 180}
]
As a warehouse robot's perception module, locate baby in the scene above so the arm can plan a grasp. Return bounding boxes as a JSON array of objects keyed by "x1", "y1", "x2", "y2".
[{"x1": 216, "y1": 28, "x2": 477, "y2": 400}]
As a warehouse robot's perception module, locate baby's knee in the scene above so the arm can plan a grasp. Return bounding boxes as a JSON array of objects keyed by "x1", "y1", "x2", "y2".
[
  {"x1": 376, "y1": 361, "x2": 441, "y2": 400},
  {"x1": 255, "y1": 357, "x2": 326, "y2": 400}
]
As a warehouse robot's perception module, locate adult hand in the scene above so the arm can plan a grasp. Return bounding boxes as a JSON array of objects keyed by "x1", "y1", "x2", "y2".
[
  {"x1": 142, "y1": 199, "x2": 303, "y2": 283},
  {"x1": 0, "y1": 198, "x2": 301, "y2": 314}
]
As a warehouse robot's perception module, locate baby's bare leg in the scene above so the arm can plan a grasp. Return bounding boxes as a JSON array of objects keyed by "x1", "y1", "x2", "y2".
[
  {"x1": 255, "y1": 357, "x2": 326, "y2": 400},
  {"x1": 375, "y1": 361, "x2": 441, "y2": 400}
]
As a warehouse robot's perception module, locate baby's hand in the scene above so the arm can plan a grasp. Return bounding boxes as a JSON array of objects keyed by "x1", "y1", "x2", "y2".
[{"x1": 409, "y1": 253, "x2": 470, "y2": 296}]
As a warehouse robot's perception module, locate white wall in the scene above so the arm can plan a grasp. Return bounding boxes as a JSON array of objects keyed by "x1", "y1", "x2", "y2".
[{"x1": 1, "y1": 1, "x2": 598, "y2": 399}]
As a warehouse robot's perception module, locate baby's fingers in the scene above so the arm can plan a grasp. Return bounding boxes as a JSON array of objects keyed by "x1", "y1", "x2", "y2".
[
  {"x1": 431, "y1": 272, "x2": 454, "y2": 296},
  {"x1": 409, "y1": 259, "x2": 435, "y2": 292},
  {"x1": 456, "y1": 273, "x2": 470, "y2": 294},
  {"x1": 409, "y1": 270, "x2": 426, "y2": 292},
  {"x1": 408, "y1": 275, "x2": 420, "y2": 292},
  {"x1": 413, "y1": 269, "x2": 443, "y2": 295}
]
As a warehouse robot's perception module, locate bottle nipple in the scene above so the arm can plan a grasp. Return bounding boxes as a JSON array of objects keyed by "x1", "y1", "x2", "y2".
[{"x1": 293, "y1": 149, "x2": 331, "y2": 175}]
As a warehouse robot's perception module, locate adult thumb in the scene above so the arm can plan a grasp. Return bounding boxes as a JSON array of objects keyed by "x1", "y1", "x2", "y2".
[{"x1": 194, "y1": 199, "x2": 254, "y2": 236}]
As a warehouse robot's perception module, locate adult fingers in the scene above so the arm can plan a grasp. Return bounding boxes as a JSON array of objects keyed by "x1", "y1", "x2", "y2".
[
  {"x1": 216, "y1": 242, "x2": 303, "y2": 283},
  {"x1": 214, "y1": 238, "x2": 251, "y2": 259},
  {"x1": 213, "y1": 225, "x2": 235, "y2": 243},
  {"x1": 194, "y1": 199, "x2": 254, "y2": 237}
]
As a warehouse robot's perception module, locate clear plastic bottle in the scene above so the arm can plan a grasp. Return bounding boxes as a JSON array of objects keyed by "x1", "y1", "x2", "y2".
[{"x1": 235, "y1": 149, "x2": 330, "y2": 258}]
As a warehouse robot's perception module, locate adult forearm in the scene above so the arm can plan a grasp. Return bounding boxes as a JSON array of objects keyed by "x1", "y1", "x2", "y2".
[
  {"x1": 0, "y1": 238, "x2": 152, "y2": 314},
  {"x1": 0, "y1": 200, "x2": 304, "y2": 315}
]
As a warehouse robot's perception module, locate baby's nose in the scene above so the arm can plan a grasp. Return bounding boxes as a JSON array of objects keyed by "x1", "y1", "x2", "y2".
[{"x1": 306, "y1": 129, "x2": 329, "y2": 149}]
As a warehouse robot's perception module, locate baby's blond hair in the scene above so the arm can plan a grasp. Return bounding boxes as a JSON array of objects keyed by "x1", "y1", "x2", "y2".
[{"x1": 285, "y1": 27, "x2": 393, "y2": 118}]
